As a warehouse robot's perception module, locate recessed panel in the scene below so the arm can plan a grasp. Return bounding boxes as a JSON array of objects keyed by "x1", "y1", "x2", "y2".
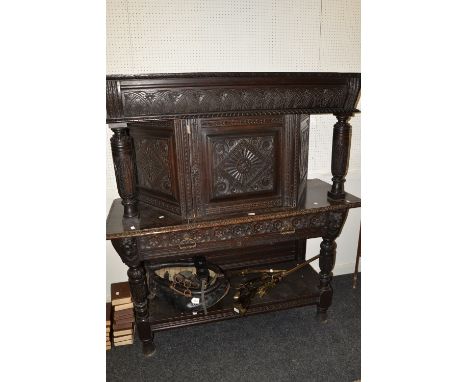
[
  {"x1": 129, "y1": 122, "x2": 181, "y2": 216},
  {"x1": 208, "y1": 133, "x2": 277, "y2": 200},
  {"x1": 133, "y1": 136, "x2": 173, "y2": 197},
  {"x1": 194, "y1": 117, "x2": 285, "y2": 217}
]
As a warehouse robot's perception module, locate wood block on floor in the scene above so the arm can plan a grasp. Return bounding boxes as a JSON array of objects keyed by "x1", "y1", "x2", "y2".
[
  {"x1": 114, "y1": 302, "x2": 133, "y2": 311},
  {"x1": 114, "y1": 338, "x2": 133, "y2": 346},
  {"x1": 113, "y1": 333, "x2": 133, "y2": 343},
  {"x1": 111, "y1": 282, "x2": 132, "y2": 306}
]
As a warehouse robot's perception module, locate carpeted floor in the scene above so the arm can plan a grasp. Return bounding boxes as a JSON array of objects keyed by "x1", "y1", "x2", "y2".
[{"x1": 107, "y1": 273, "x2": 360, "y2": 382}]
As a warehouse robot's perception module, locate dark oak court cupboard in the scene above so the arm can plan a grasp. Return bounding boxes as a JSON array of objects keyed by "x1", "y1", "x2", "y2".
[{"x1": 106, "y1": 72, "x2": 361, "y2": 355}]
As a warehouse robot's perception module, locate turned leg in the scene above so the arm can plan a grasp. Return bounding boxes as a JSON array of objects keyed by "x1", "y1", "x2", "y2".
[
  {"x1": 328, "y1": 113, "x2": 352, "y2": 201},
  {"x1": 112, "y1": 238, "x2": 155, "y2": 356},
  {"x1": 110, "y1": 124, "x2": 139, "y2": 218},
  {"x1": 127, "y1": 265, "x2": 155, "y2": 356},
  {"x1": 317, "y1": 211, "x2": 348, "y2": 321},
  {"x1": 352, "y1": 226, "x2": 361, "y2": 289},
  {"x1": 317, "y1": 237, "x2": 336, "y2": 321}
]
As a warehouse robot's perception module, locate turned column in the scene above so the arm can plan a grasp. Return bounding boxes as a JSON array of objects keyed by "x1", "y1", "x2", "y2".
[
  {"x1": 110, "y1": 124, "x2": 139, "y2": 218},
  {"x1": 328, "y1": 113, "x2": 352, "y2": 201},
  {"x1": 317, "y1": 237, "x2": 336, "y2": 318},
  {"x1": 112, "y1": 237, "x2": 155, "y2": 356},
  {"x1": 317, "y1": 211, "x2": 348, "y2": 320}
]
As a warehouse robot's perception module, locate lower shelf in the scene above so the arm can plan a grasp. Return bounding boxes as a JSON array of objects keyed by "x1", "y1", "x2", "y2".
[{"x1": 148, "y1": 261, "x2": 320, "y2": 332}]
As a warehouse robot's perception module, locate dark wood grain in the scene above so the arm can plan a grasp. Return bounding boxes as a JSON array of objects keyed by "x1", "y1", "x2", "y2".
[
  {"x1": 106, "y1": 72, "x2": 360, "y2": 122},
  {"x1": 111, "y1": 237, "x2": 155, "y2": 355},
  {"x1": 106, "y1": 179, "x2": 360, "y2": 240},
  {"x1": 110, "y1": 126, "x2": 139, "y2": 217},
  {"x1": 106, "y1": 72, "x2": 361, "y2": 355},
  {"x1": 328, "y1": 113, "x2": 352, "y2": 200},
  {"x1": 123, "y1": 115, "x2": 308, "y2": 220}
]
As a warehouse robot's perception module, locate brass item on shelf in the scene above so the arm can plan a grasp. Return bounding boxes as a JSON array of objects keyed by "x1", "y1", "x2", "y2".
[{"x1": 232, "y1": 254, "x2": 320, "y2": 315}]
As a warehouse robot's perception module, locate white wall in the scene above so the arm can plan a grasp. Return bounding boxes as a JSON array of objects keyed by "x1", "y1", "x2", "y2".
[{"x1": 106, "y1": 0, "x2": 360, "y2": 298}]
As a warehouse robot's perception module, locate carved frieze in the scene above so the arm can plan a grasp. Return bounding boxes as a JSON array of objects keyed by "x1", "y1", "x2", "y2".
[
  {"x1": 121, "y1": 87, "x2": 347, "y2": 118},
  {"x1": 138, "y1": 212, "x2": 328, "y2": 252}
]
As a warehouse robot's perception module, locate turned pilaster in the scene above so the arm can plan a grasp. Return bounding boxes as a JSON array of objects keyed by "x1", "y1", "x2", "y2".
[
  {"x1": 110, "y1": 125, "x2": 139, "y2": 218},
  {"x1": 328, "y1": 113, "x2": 352, "y2": 201},
  {"x1": 111, "y1": 237, "x2": 155, "y2": 356}
]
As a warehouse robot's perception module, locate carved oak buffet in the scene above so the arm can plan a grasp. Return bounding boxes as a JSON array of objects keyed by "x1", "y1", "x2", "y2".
[{"x1": 106, "y1": 72, "x2": 361, "y2": 356}]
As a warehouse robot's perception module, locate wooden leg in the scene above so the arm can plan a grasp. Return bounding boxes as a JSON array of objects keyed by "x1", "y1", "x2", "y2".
[
  {"x1": 328, "y1": 114, "x2": 352, "y2": 201},
  {"x1": 316, "y1": 211, "x2": 347, "y2": 321},
  {"x1": 127, "y1": 265, "x2": 155, "y2": 356},
  {"x1": 112, "y1": 238, "x2": 155, "y2": 356},
  {"x1": 352, "y1": 226, "x2": 361, "y2": 289},
  {"x1": 317, "y1": 237, "x2": 336, "y2": 321}
]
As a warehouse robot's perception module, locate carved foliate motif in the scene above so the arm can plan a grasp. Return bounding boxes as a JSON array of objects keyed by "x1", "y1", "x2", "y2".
[
  {"x1": 201, "y1": 117, "x2": 283, "y2": 128},
  {"x1": 111, "y1": 237, "x2": 139, "y2": 267},
  {"x1": 326, "y1": 211, "x2": 348, "y2": 238},
  {"x1": 211, "y1": 135, "x2": 276, "y2": 198},
  {"x1": 138, "y1": 213, "x2": 328, "y2": 251},
  {"x1": 133, "y1": 137, "x2": 172, "y2": 196},
  {"x1": 122, "y1": 87, "x2": 347, "y2": 117}
]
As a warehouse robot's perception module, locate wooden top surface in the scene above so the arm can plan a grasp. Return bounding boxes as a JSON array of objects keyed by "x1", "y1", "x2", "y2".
[{"x1": 106, "y1": 179, "x2": 360, "y2": 240}]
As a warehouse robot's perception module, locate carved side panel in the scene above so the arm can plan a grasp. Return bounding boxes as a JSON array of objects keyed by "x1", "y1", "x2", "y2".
[
  {"x1": 128, "y1": 122, "x2": 182, "y2": 216},
  {"x1": 133, "y1": 137, "x2": 172, "y2": 196}
]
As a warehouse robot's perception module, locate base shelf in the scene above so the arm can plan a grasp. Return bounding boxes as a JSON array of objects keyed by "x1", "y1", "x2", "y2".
[{"x1": 148, "y1": 261, "x2": 320, "y2": 332}]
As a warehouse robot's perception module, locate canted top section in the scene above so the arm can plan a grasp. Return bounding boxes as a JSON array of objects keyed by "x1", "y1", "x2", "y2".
[{"x1": 106, "y1": 72, "x2": 361, "y2": 123}]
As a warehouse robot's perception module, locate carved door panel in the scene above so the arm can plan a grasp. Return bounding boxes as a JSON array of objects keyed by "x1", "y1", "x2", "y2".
[
  {"x1": 129, "y1": 122, "x2": 184, "y2": 216},
  {"x1": 191, "y1": 117, "x2": 286, "y2": 218}
]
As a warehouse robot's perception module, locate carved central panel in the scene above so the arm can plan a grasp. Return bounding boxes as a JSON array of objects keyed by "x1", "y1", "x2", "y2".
[
  {"x1": 210, "y1": 135, "x2": 276, "y2": 198},
  {"x1": 133, "y1": 137, "x2": 172, "y2": 196}
]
